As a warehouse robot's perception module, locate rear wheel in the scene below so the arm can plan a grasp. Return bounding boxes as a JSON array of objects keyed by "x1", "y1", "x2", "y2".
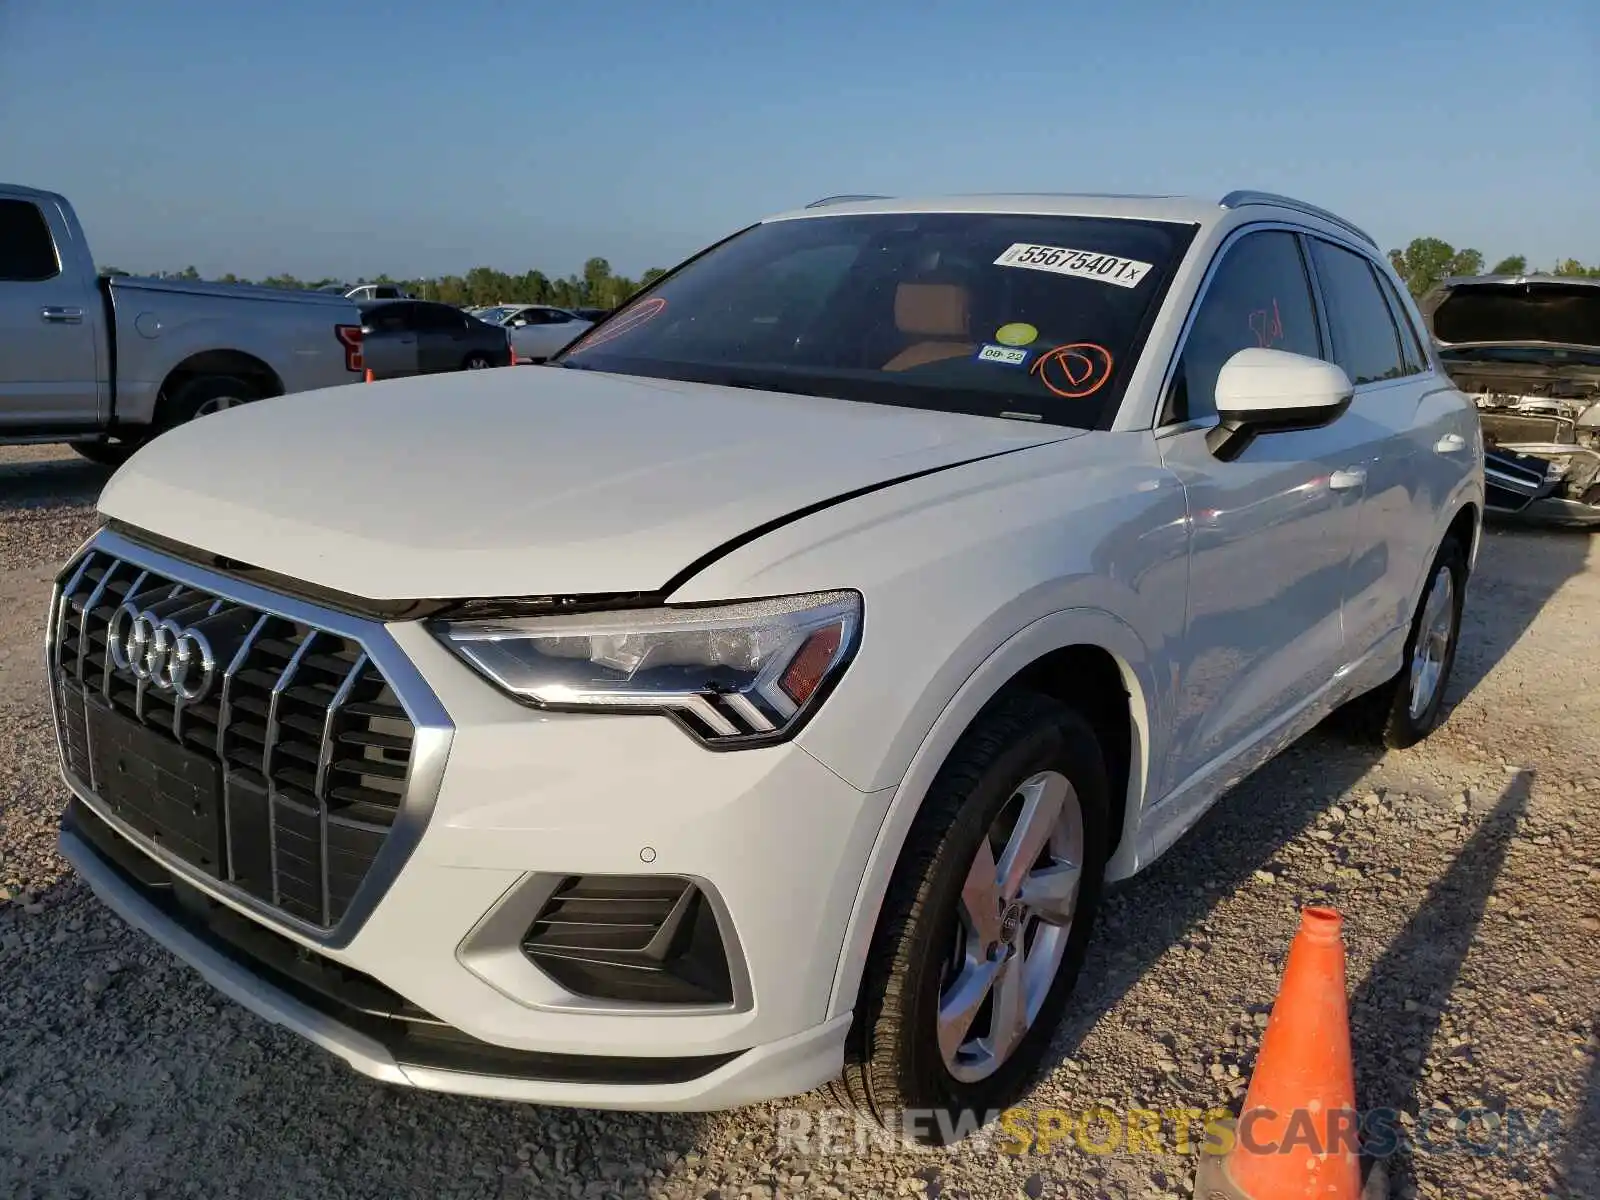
[
  {"x1": 462, "y1": 352, "x2": 495, "y2": 370},
  {"x1": 830, "y1": 692, "x2": 1109, "y2": 1144},
  {"x1": 1335, "y1": 535, "x2": 1467, "y2": 748},
  {"x1": 156, "y1": 374, "x2": 260, "y2": 430}
]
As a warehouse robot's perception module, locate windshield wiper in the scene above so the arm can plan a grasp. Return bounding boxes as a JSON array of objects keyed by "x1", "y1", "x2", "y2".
[{"x1": 719, "y1": 378, "x2": 823, "y2": 398}]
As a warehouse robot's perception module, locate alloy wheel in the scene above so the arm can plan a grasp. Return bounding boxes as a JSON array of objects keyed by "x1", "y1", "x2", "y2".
[
  {"x1": 1408, "y1": 566, "x2": 1456, "y2": 720},
  {"x1": 937, "y1": 770, "x2": 1085, "y2": 1083},
  {"x1": 193, "y1": 395, "x2": 246, "y2": 417}
]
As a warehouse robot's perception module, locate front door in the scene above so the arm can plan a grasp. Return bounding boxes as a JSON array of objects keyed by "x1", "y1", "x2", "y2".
[
  {"x1": 1154, "y1": 228, "x2": 1365, "y2": 798},
  {"x1": 0, "y1": 195, "x2": 102, "y2": 428}
]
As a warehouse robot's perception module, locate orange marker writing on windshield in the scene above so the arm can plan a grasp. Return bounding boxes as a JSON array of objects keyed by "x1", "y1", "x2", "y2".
[{"x1": 1029, "y1": 342, "x2": 1113, "y2": 399}]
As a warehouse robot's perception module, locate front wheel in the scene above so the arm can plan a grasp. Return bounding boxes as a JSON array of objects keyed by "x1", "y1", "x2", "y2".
[
  {"x1": 1336, "y1": 535, "x2": 1468, "y2": 748},
  {"x1": 69, "y1": 439, "x2": 142, "y2": 467},
  {"x1": 831, "y1": 692, "x2": 1109, "y2": 1144}
]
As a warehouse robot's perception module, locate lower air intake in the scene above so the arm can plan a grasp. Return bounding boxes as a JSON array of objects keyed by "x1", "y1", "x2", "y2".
[{"x1": 521, "y1": 875, "x2": 734, "y2": 1006}]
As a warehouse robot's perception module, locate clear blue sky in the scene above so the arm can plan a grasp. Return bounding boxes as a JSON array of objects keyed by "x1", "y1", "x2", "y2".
[{"x1": 2, "y1": 0, "x2": 1594, "y2": 281}]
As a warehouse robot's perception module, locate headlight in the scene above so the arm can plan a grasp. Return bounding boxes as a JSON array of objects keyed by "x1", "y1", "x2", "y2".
[{"x1": 433, "y1": 591, "x2": 861, "y2": 747}]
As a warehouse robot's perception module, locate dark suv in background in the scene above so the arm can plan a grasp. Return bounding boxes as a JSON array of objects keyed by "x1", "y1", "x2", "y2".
[{"x1": 359, "y1": 300, "x2": 512, "y2": 380}]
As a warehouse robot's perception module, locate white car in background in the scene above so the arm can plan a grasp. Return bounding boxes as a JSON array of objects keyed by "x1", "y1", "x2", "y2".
[
  {"x1": 345, "y1": 284, "x2": 412, "y2": 302},
  {"x1": 494, "y1": 305, "x2": 594, "y2": 362},
  {"x1": 52, "y1": 189, "x2": 1482, "y2": 1141}
]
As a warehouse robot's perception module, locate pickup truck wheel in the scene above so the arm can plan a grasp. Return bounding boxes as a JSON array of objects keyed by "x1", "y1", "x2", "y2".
[
  {"x1": 829, "y1": 692, "x2": 1109, "y2": 1145},
  {"x1": 157, "y1": 375, "x2": 258, "y2": 430},
  {"x1": 1334, "y1": 535, "x2": 1468, "y2": 749}
]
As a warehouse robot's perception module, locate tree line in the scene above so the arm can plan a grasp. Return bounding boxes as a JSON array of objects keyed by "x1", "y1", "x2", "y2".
[
  {"x1": 1385, "y1": 240, "x2": 1599, "y2": 297},
  {"x1": 98, "y1": 256, "x2": 668, "y2": 311},
  {"x1": 102, "y1": 241, "x2": 1600, "y2": 309}
]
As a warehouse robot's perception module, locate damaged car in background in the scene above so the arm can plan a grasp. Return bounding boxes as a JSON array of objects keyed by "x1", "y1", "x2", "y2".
[{"x1": 1422, "y1": 273, "x2": 1600, "y2": 528}]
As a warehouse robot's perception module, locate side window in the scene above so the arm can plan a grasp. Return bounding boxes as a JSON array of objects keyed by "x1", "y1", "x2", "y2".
[
  {"x1": 0, "y1": 199, "x2": 63, "y2": 282},
  {"x1": 363, "y1": 304, "x2": 410, "y2": 333},
  {"x1": 545, "y1": 310, "x2": 572, "y2": 324},
  {"x1": 1374, "y1": 268, "x2": 1429, "y2": 375},
  {"x1": 1307, "y1": 240, "x2": 1407, "y2": 385},
  {"x1": 1168, "y1": 230, "x2": 1320, "y2": 423},
  {"x1": 416, "y1": 304, "x2": 467, "y2": 331}
]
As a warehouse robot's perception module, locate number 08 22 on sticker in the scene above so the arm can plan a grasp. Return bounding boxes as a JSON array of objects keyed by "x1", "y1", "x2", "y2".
[{"x1": 994, "y1": 243, "x2": 1152, "y2": 289}]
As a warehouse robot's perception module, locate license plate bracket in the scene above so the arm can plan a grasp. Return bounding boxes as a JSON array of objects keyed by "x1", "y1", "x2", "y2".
[{"x1": 86, "y1": 698, "x2": 227, "y2": 876}]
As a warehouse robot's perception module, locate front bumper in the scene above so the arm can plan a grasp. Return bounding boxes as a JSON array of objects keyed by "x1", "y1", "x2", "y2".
[
  {"x1": 49, "y1": 528, "x2": 892, "y2": 1108},
  {"x1": 1484, "y1": 445, "x2": 1600, "y2": 529},
  {"x1": 61, "y1": 805, "x2": 850, "y2": 1109}
]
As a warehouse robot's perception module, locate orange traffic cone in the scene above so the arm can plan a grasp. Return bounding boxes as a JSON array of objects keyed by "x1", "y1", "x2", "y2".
[{"x1": 1194, "y1": 906, "x2": 1381, "y2": 1199}]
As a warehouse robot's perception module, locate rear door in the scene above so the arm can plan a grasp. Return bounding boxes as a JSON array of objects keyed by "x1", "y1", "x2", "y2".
[
  {"x1": 359, "y1": 302, "x2": 420, "y2": 380},
  {"x1": 0, "y1": 196, "x2": 102, "y2": 428},
  {"x1": 1154, "y1": 228, "x2": 1367, "y2": 796},
  {"x1": 414, "y1": 303, "x2": 473, "y2": 373},
  {"x1": 465, "y1": 314, "x2": 509, "y2": 366},
  {"x1": 1304, "y1": 237, "x2": 1461, "y2": 669}
]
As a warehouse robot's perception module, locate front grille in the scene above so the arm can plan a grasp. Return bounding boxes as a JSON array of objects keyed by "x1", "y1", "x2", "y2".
[
  {"x1": 50, "y1": 546, "x2": 417, "y2": 928},
  {"x1": 1479, "y1": 411, "x2": 1575, "y2": 447}
]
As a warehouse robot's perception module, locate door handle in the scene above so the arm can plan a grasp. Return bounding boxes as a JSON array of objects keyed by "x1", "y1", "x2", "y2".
[
  {"x1": 1434, "y1": 433, "x2": 1467, "y2": 454},
  {"x1": 41, "y1": 306, "x2": 84, "y2": 324},
  {"x1": 1329, "y1": 467, "x2": 1367, "y2": 491}
]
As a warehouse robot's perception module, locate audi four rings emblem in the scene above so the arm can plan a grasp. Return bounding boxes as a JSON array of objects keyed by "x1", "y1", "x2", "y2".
[{"x1": 106, "y1": 602, "x2": 218, "y2": 702}]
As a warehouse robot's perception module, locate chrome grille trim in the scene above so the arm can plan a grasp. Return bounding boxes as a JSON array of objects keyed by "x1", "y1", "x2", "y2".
[{"x1": 48, "y1": 526, "x2": 455, "y2": 950}]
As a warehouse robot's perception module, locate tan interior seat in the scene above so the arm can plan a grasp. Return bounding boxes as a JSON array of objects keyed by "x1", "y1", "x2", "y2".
[{"x1": 881, "y1": 282, "x2": 976, "y2": 371}]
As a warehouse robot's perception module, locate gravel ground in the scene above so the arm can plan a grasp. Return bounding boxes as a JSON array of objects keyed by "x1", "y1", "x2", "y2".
[{"x1": 1, "y1": 442, "x2": 1595, "y2": 1200}]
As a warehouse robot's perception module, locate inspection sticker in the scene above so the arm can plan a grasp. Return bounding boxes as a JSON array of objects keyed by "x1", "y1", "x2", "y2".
[
  {"x1": 976, "y1": 343, "x2": 1030, "y2": 366},
  {"x1": 994, "y1": 244, "x2": 1153, "y2": 289}
]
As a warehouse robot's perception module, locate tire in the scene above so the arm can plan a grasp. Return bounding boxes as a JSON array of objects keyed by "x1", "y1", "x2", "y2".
[
  {"x1": 69, "y1": 440, "x2": 141, "y2": 467},
  {"x1": 155, "y1": 375, "x2": 259, "y2": 430},
  {"x1": 829, "y1": 691, "x2": 1110, "y2": 1145},
  {"x1": 1335, "y1": 535, "x2": 1468, "y2": 749},
  {"x1": 462, "y1": 352, "x2": 495, "y2": 370}
]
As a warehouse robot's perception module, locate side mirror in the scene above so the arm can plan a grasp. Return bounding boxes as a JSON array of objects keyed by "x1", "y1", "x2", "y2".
[
  {"x1": 1206, "y1": 348, "x2": 1354, "y2": 460},
  {"x1": 511, "y1": 319, "x2": 528, "y2": 328}
]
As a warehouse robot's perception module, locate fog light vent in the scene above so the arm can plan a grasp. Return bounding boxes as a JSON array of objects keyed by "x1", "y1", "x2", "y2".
[{"x1": 521, "y1": 875, "x2": 734, "y2": 1006}]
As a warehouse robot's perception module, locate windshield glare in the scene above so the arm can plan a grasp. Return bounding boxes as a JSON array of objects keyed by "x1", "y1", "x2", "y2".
[{"x1": 557, "y1": 212, "x2": 1196, "y2": 428}]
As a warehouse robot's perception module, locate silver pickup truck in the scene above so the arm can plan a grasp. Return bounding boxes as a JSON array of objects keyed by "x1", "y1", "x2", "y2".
[{"x1": 1, "y1": 183, "x2": 367, "y2": 464}]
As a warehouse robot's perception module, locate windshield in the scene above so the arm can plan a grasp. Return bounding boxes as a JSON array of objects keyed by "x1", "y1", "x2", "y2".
[
  {"x1": 475, "y1": 306, "x2": 514, "y2": 325},
  {"x1": 554, "y1": 212, "x2": 1196, "y2": 428}
]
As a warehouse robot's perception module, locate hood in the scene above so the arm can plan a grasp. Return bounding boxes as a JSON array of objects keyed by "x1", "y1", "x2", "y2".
[
  {"x1": 98, "y1": 367, "x2": 1072, "y2": 600},
  {"x1": 1421, "y1": 276, "x2": 1600, "y2": 398},
  {"x1": 1421, "y1": 275, "x2": 1600, "y2": 351}
]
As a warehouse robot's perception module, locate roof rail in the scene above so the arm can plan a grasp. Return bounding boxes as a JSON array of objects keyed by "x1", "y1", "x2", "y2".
[
  {"x1": 804, "y1": 194, "x2": 892, "y2": 208},
  {"x1": 1218, "y1": 190, "x2": 1378, "y2": 249}
]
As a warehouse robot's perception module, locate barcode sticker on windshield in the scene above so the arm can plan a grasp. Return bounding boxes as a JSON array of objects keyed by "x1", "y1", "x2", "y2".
[{"x1": 994, "y1": 244, "x2": 1153, "y2": 289}]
